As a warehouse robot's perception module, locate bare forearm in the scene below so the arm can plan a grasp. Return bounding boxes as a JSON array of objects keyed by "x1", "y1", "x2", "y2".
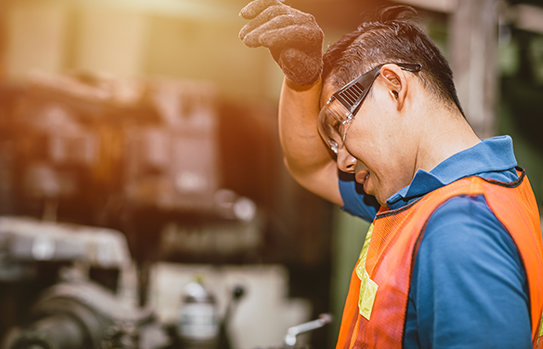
[
  {"x1": 279, "y1": 78, "x2": 326, "y2": 170},
  {"x1": 278, "y1": 77, "x2": 343, "y2": 205}
]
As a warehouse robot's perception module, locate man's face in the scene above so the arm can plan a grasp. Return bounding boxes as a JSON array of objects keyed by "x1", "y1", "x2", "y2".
[{"x1": 321, "y1": 75, "x2": 417, "y2": 207}]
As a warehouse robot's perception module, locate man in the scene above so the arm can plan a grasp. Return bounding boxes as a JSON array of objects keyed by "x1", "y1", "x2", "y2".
[{"x1": 239, "y1": 1, "x2": 543, "y2": 348}]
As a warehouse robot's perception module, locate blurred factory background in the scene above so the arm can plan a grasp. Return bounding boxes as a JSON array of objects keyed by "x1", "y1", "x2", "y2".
[{"x1": 0, "y1": 0, "x2": 541, "y2": 348}]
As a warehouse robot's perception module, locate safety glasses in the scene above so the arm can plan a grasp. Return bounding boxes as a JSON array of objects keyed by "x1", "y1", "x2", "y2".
[{"x1": 318, "y1": 62, "x2": 422, "y2": 154}]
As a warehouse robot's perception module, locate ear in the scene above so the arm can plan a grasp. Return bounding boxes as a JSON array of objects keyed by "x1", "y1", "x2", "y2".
[{"x1": 379, "y1": 64, "x2": 408, "y2": 111}]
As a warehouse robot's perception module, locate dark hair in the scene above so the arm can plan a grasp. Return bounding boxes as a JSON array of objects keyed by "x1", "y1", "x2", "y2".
[{"x1": 323, "y1": 6, "x2": 464, "y2": 116}]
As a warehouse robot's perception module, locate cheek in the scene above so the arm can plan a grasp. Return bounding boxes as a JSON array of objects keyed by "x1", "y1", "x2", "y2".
[
  {"x1": 345, "y1": 109, "x2": 403, "y2": 172},
  {"x1": 357, "y1": 128, "x2": 395, "y2": 162},
  {"x1": 344, "y1": 125, "x2": 385, "y2": 168}
]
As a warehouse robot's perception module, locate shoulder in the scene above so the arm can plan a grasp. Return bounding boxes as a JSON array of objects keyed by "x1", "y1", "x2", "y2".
[
  {"x1": 419, "y1": 194, "x2": 524, "y2": 278},
  {"x1": 424, "y1": 194, "x2": 518, "y2": 252},
  {"x1": 407, "y1": 194, "x2": 531, "y2": 348}
]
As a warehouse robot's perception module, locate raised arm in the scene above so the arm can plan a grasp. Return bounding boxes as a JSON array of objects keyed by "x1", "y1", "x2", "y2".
[
  {"x1": 239, "y1": 0, "x2": 343, "y2": 206},
  {"x1": 278, "y1": 78, "x2": 343, "y2": 206}
]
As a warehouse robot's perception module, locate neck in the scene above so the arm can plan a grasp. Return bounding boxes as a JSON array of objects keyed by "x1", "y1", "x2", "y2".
[{"x1": 414, "y1": 107, "x2": 481, "y2": 174}]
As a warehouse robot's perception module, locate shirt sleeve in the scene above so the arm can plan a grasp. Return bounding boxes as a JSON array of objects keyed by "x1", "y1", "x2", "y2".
[
  {"x1": 404, "y1": 195, "x2": 532, "y2": 349},
  {"x1": 338, "y1": 171, "x2": 379, "y2": 222}
]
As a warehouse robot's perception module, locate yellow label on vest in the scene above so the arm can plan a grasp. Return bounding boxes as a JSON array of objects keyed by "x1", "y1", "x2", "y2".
[
  {"x1": 359, "y1": 270, "x2": 378, "y2": 320},
  {"x1": 356, "y1": 224, "x2": 373, "y2": 279},
  {"x1": 356, "y1": 224, "x2": 378, "y2": 320},
  {"x1": 538, "y1": 312, "x2": 543, "y2": 347}
]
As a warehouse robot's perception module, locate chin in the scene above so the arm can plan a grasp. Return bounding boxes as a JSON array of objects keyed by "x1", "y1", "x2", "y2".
[{"x1": 373, "y1": 189, "x2": 390, "y2": 208}]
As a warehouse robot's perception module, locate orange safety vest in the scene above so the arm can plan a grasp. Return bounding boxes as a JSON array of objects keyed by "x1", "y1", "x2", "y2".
[{"x1": 336, "y1": 169, "x2": 543, "y2": 348}]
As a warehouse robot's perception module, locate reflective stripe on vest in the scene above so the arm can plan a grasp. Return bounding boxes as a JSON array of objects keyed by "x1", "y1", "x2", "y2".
[{"x1": 336, "y1": 169, "x2": 543, "y2": 349}]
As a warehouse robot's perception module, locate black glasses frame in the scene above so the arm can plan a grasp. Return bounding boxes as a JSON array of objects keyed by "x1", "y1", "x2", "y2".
[{"x1": 331, "y1": 62, "x2": 423, "y2": 118}]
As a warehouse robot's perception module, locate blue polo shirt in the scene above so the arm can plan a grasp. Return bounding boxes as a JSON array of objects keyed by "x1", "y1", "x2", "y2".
[{"x1": 339, "y1": 136, "x2": 533, "y2": 348}]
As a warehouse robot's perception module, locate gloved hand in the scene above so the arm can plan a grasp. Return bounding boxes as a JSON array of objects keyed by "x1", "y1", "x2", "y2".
[{"x1": 239, "y1": 0, "x2": 324, "y2": 86}]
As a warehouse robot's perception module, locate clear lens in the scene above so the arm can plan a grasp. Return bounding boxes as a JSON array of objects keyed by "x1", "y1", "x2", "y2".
[
  {"x1": 317, "y1": 98, "x2": 353, "y2": 154},
  {"x1": 317, "y1": 62, "x2": 422, "y2": 155}
]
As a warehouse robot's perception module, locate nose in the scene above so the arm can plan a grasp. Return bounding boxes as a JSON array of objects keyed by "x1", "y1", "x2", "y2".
[{"x1": 336, "y1": 147, "x2": 357, "y2": 173}]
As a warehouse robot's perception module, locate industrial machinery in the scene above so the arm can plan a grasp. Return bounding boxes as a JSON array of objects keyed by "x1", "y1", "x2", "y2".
[
  {"x1": 0, "y1": 216, "x2": 166, "y2": 349},
  {"x1": 0, "y1": 217, "x2": 250, "y2": 349},
  {"x1": 0, "y1": 73, "x2": 333, "y2": 348},
  {"x1": 0, "y1": 215, "x2": 329, "y2": 348}
]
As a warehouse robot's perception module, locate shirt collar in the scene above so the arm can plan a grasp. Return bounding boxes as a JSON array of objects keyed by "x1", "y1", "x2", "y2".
[{"x1": 386, "y1": 135, "x2": 517, "y2": 209}]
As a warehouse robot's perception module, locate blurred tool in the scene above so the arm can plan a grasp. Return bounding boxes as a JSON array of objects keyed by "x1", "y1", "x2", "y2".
[
  {"x1": 178, "y1": 276, "x2": 219, "y2": 349},
  {"x1": 284, "y1": 314, "x2": 332, "y2": 348},
  {"x1": 217, "y1": 284, "x2": 246, "y2": 349},
  {"x1": 177, "y1": 278, "x2": 247, "y2": 349}
]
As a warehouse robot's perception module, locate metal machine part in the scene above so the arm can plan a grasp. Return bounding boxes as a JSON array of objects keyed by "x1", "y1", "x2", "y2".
[
  {"x1": 0, "y1": 216, "x2": 130, "y2": 270},
  {"x1": 0, "y1": 217, "x2": 172, "y2": 349},
  {"x1": 3, "y1": 280, "x2": 167, "y2": 349},
  {"x1": 283, "y1": 314, "x2": 333, "y2": 348},
  {"x1": 178, "y1": 277, "x2": 219, "y2": 349}
]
